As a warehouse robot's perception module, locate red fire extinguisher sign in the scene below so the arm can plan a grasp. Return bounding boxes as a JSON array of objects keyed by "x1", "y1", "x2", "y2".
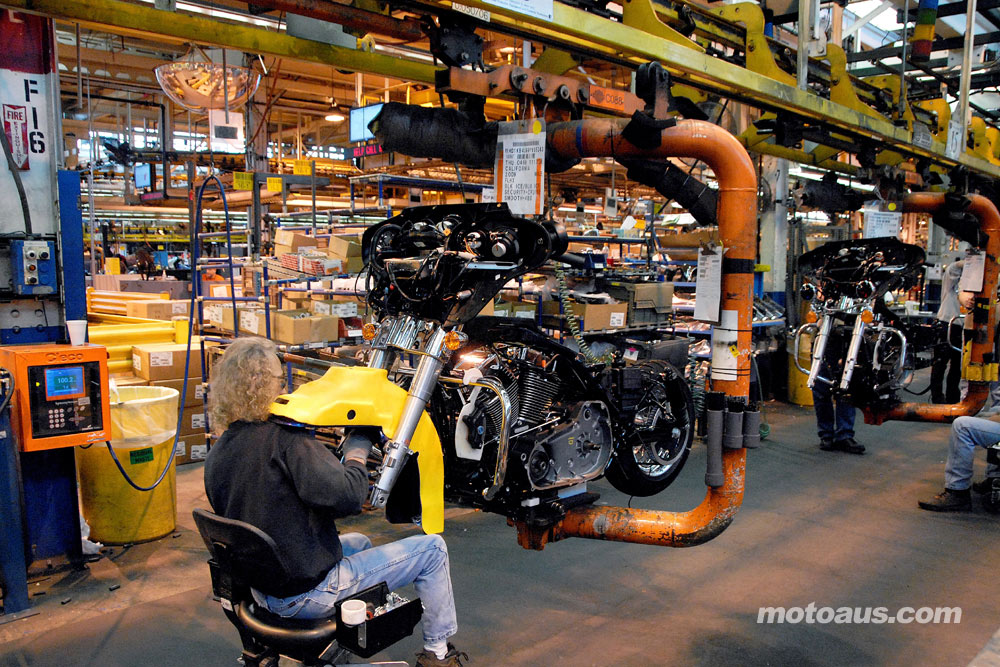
[{"x1": 2, "y1": 104, "x2": 29, "y2": 170}]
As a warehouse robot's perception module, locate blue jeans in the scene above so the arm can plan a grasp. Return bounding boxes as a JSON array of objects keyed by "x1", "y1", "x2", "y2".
[
  {"x1": 812, "y1": 381, "x2": 855, "y2": 442},
  {"x1": 945, "y1": 416, "x2": 1000, "y2": 490},
  {"x1": 254, "y1": 533, "x2": 457, "y2": 644}
]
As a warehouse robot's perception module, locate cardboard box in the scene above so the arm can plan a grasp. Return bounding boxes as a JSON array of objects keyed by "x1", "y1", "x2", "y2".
[
  {"x1": 178, "y1": 407, "x2": 207, "y2": 437},
  {"x1": 203, "y1": 303, "x2": 226, "y2": 328},
  {"x1": 208, "y1": 283, "x2": 243, "y2": 299},
  {"x1": 117, "y1": 278, "x2": 190, "y2": 300},
  {"x1": 543, "y1": 300, "x2": 627, "y2": 331},
  {"x1": 575, "y1": 302, "x2": 628, "y2": 331},
  {"x1": 328, "y1": 234, "x2": 362, "y2": 258},
  {"x1": 311, "y1": 299, "x2": 359, "y2": 318},
  {"x1": 175, "y1": 432, "x2": 208, "y2": 466},
  {"x1": 150, "y1": 378, "x2": 206, "y2": 407},
  {"x1": 272, "y1": 310, "x2": 340, "y2": 345},
  {"x1": 326, "y1": 254, "x2": 364, "y2": 274},
  {"x1": 93, "y1": 274, "x2": 143, "y2": 291},
  {"x1": 495, "y1": 301, "x2": 536, "y2": 319},
  {"x1": 237, "y1": 306, "x2": 266, "y2": 335},
  {"x1": 126, "y1": 299, "x2": 190, "y2": 320},
  {"x1": 110, "y1": 374, "x2": 148, "y2": 388},
  {"x1": 274, "y1": 229, "x2": 320, "y2": 252},
  {"x1": 132, "y1": 341, "x2": 215, "y2": 381},
  {"x1": 281, "y1": 295, "x2": 309, "y2": 311}
]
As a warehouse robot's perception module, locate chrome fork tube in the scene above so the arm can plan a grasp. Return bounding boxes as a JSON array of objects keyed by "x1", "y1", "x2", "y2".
[
  {"x1": 369, "y1": 327, "x2": 448, "y2": 509},
  {"x1": 368, "y1": 315, "x2": 424, "y2": 370},
  {"x1": 839, "y1": 316, "x2": 867, "y2": 390},
  {"x1": 807, "y1": 315, "x2": 833, "y2": 389}
]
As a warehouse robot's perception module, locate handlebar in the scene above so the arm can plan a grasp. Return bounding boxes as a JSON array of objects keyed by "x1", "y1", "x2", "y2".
[{"x1": 552, "y1": 252, "x2": 589, "y2": 269}]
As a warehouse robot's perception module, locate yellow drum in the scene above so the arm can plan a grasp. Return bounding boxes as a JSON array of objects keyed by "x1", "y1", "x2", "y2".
[{"x1": 77, "y1": 385, "x2": 180, "y2": 544}]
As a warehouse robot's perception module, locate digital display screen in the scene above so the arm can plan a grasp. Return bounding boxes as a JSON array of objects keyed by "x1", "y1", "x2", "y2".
[
  {"x1": 133, "y1": 163, "x2": 152, "y2": 190},
  {"x1": 45, "y1": 366, "x2": 85, "y2": 401},
  {"x1": 349, "y1": 104, "x2": 384, "y2": 143}
]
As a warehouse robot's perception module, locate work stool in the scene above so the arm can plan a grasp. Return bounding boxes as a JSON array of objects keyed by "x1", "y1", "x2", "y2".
[{"x1": 193, "y1": 508, "x2": 422, "y2": 666}]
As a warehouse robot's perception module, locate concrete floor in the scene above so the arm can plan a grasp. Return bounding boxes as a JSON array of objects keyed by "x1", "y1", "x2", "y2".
[{"x1": 3, "y1": 397, "x2": 1000, "y2": 666}]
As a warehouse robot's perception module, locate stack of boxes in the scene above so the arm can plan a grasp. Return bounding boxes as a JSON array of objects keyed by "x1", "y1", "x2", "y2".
[
  {"x1": 130, "y1": 341, "x2": 213, "y2": 465},
  {"x1": 326, "y1": 234, "x2": 364, "y2": 274},
  {"x1": 125, "y1": 299, "x2": 190, "y2": 320}
]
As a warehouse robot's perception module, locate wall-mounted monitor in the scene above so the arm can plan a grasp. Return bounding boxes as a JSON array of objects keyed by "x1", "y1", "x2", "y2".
[
  {"x1": 133, "y1": 163, "x2": 153, "y2": 190},
  {"x1": 349, "y1": 103, "x2": 384, "y2": 143}
]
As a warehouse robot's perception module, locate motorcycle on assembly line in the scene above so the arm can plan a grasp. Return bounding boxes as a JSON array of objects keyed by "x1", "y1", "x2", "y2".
[
  {"x1": 792, "y1": 237, "x2": 938, "y2": 410},
  {"x1": 271, "y1": 203, "x2": 695, "y2": 533}
]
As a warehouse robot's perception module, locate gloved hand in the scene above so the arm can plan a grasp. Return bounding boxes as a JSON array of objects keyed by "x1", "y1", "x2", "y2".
[{"x1": 342, "y1": 430, "x2": 374, "y2": 465}]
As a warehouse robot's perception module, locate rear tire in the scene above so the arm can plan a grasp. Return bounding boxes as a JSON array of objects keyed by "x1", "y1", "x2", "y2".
[{"x1": 605, "y1": 361, "x2": 695, "y2": 497}]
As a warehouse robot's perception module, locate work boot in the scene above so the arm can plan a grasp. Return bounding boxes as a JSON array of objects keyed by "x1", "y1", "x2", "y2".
[
  {"x1": 415, "y1": 644, "x2": 469, "y2": 667},
  {"x1": 819, "y1": 437, "x2": 838, "y2": 451},
  {"x1": 834, "y1": 437, "x2": 865, "y2": 455},
  {"x1": 918, "y1": 488, "x2": 972, "y2": 512}
]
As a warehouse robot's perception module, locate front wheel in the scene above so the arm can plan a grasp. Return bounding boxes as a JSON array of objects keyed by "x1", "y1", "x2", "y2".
[{"x1": 605, "y1": 361, "x2": 695, "y2": 497}]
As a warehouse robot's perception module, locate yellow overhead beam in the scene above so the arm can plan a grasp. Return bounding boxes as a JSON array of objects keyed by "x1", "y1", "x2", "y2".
[
  {"x1": 423, "y1": 0, "x2": 999, "y2": 178},
  {"x1": 2, "y1": 0, "x2": 438, "y2": 85}
]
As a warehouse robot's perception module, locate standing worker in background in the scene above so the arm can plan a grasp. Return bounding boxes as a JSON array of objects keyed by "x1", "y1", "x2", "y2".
[
  {"x1": 812, "y1": 350, "x2": 864, "y2": 454},
  {"x1": 930, "y1": 260, "x2": 965, "y2": 404},
  {"x1": 203, "y1": 338, "x2": 468, "y2": 667}
]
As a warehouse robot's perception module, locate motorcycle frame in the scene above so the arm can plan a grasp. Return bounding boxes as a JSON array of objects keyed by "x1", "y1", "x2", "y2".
[
  {"x1": 516, "y1": 118, "x2": 757, "y2": 550},
  {"x1": 273, "y1": 117, "x2": 759, "y2": 551},
  {"x1": 865, "y1": 193, "x2": 1000, "y2": 425}
]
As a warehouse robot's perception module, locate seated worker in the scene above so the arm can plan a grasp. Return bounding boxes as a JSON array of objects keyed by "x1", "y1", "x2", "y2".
[
  {"x1": 918, "y1": 415, "x2": 1000, "y2": 513},
  {"x1": 204, "y1": 337, "x2": 467, "y2": 667}
]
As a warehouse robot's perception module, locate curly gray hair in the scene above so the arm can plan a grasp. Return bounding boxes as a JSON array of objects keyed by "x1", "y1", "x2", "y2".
[{"x1": 208, "y1": 337, "x2": 283, "y2": 435}]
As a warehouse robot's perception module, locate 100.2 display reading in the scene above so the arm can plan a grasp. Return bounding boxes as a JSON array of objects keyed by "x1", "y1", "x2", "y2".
[{"x1": 44, "y1": 366, "x2": 85, "y2": 400}]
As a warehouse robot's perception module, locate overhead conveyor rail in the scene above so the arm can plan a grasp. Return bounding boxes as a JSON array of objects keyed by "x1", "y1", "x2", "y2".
[{"x1": 7, "y1": 0, "x2": 998, "y2": 184}]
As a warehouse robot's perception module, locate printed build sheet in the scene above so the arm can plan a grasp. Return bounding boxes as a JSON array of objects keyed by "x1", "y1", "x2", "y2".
[
  {"x1": 494, "y1": 119, "x2": 545, "y2": 216},
  {"x1": 694, "y1": 244, "x2": 722, "y2": 323}
]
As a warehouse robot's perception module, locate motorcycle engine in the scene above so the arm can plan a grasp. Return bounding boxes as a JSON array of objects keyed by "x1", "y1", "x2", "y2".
[
  {"x1": 524, "y1": 400, "x2": 612, "y2": 490},
  {"x1": 453, "y1": 346, "x2": 613, "y2": 491}
]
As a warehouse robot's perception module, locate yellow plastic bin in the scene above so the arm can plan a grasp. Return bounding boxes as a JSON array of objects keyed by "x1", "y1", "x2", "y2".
[
  {"x1": 787, "y1": 330, "x2": 814, "y2": 407},
  {"x1": 77, "y1": 385, "x2": 180, "y2": 544}
]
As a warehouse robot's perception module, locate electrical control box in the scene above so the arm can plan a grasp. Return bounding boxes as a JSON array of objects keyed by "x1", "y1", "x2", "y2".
[
  {"x1": 11, "y1": 240, "x2": 57, "y2": 296},
  {"x1": 0, "y1": 344, "x2": 111, "y2": 452}
]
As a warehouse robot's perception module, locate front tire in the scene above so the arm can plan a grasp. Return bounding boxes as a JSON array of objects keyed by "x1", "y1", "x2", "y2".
[{"x1": 605, "y1": 361, "x2": 695, "y2": 497}]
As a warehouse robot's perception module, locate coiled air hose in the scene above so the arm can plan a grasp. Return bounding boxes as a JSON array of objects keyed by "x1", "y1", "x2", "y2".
[{"x1": 554, "y1": 264, "x2": 614, "y2": 365}]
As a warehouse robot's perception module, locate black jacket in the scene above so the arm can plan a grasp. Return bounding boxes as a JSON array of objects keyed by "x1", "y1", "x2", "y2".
[{"x1": 204, "y1": 420, "x2": 368, "y2": 596}]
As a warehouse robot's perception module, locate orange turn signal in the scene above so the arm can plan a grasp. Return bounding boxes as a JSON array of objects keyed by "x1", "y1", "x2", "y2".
[
  {"x1": 444, "y1": 330, "x2": 468, "y2": 351},
  {"x1": 362, "y1": 323, "x2": 378, "y2": 341},
  {"x1": 805, "y1": 311, "x2": 818, "y2": 324},
  {"x1": 860, "y1": 309, "x2": 875, "y2": 324}
]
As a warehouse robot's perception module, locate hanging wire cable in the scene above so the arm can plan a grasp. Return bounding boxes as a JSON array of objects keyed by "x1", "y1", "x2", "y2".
[
  {"x1": 555, "y1": 264, "x2": 614, "y2": 364},
  {"x1": 105, "y1": 174, "x2": 235, "y2": 491},
  {"x1": 0, "y1": 127, "x2": 32, "y2": 236}
]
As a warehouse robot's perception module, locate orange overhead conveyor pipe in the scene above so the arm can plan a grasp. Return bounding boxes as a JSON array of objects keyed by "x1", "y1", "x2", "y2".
[
  {"x1": 864, "y1": 193, "x2": 1000, "y2": 425},
  {"x1": 515, "y1": 118, "x2": 757, "y2": 549}
]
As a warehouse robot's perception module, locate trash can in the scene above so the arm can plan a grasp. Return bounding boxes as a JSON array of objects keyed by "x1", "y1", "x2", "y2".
[
  {"x1": 787, "y1": 331, "x2": 814, "y2": 407},
  {"x1": 77, "y1": 386, "x2": 180, "y2": 544}
]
